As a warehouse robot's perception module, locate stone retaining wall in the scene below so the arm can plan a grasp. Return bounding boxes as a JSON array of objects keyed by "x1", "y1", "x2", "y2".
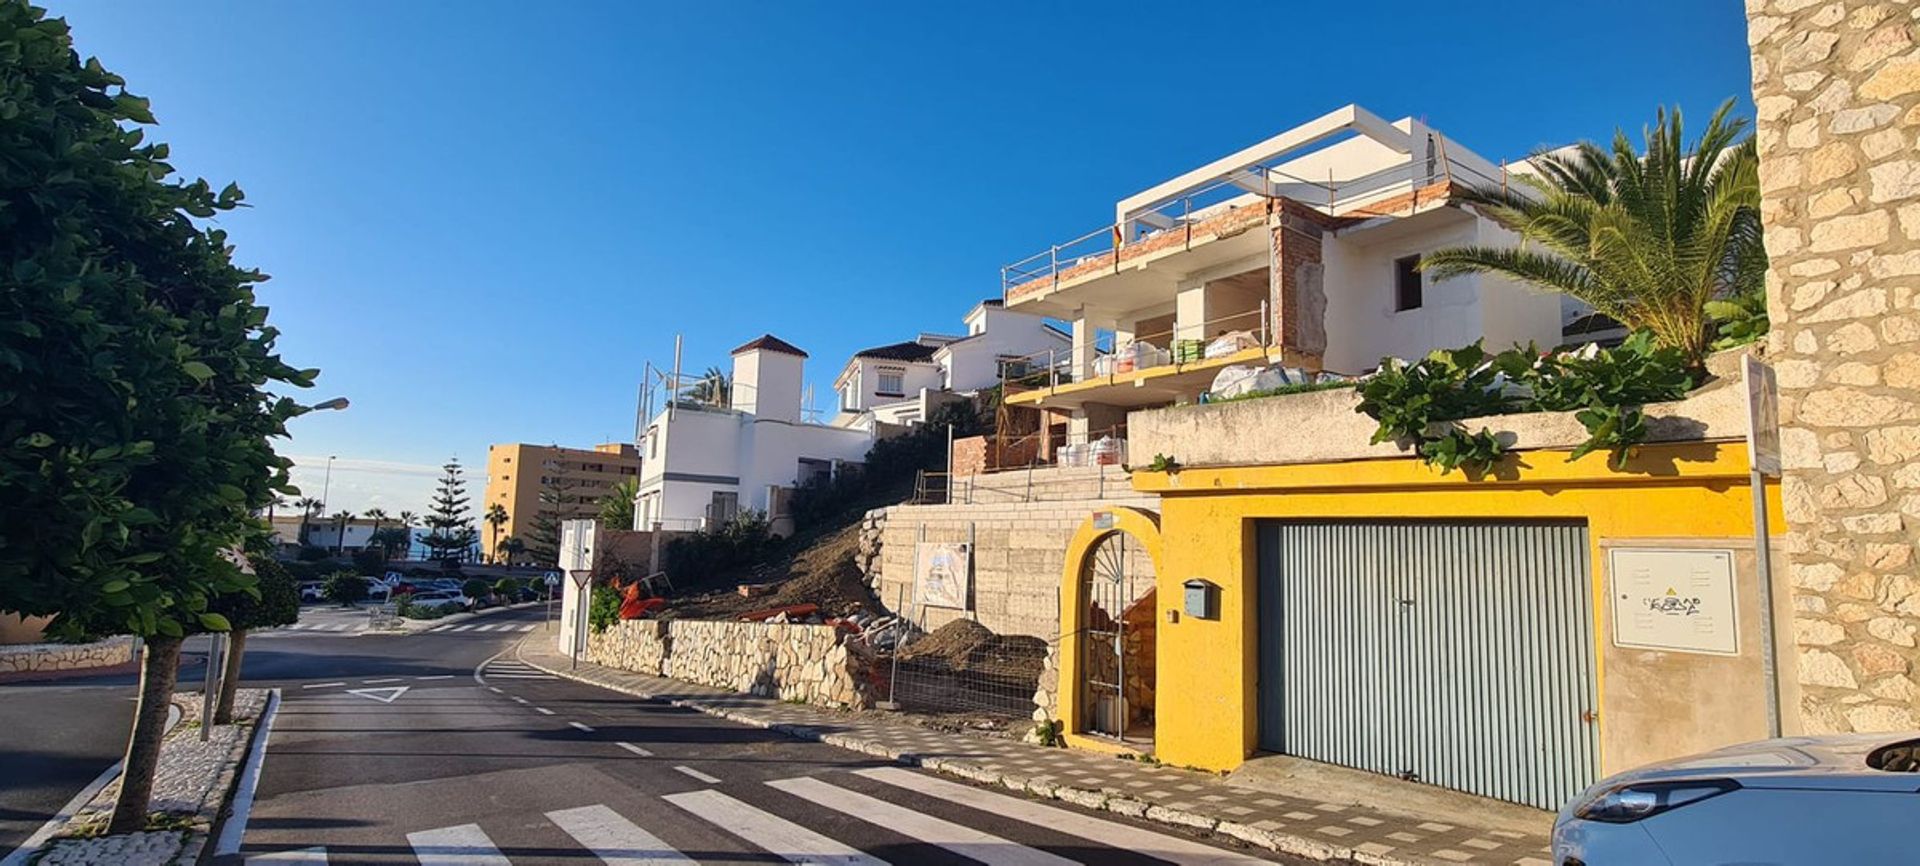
[
  {"x1": 586, "y1": 618, "x2": 872, "y2": 709},
  {"x1": 0, "y1": 636, "x2": 135, "y2": 675},
  {"x1": 1748, "y1": 0, "x2": 1920, "y2": 733}
]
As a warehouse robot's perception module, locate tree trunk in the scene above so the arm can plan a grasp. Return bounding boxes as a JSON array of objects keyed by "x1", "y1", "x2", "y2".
[
  {"x1": 107, "y1": 634, "x2": 183, "y2": 835},
  {"x1": 213, "y1": 629, "x2": 248, "y2": 725}
]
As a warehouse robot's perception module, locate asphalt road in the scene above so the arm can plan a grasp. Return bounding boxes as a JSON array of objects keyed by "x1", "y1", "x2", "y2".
[
  {"x1": 4, "y1": 606, "x2": 1293, "y2": 864},
  {"x1": 227, "y1": 607, "x2": 1294, "y2": 864}
]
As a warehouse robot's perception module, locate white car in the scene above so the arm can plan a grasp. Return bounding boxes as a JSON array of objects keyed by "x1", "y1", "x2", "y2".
[
  {"x1": 404, "y1": 590, "x2": 470, "y2": 609},
  {"x1": 1554, "y1": 733, "x2": 1920, "y2": 865}
]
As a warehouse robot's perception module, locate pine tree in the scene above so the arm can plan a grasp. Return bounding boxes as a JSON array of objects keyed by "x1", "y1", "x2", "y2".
[
  {"x1": 421, "y1": 458, "x2": 478, "y2": 563},
  {"x1": 525, "y1": 455, "x2": 578, "y2": 566}
]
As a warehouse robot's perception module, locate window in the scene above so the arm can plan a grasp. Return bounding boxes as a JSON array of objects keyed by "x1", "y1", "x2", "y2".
[
  {"x1": 1394, "y1": 255, "x2": 1423, "y2": 312},
  {"x1": 708, "y1": 491, "x2": 739, "y2": 526},
  {"x1": 645, "y1": 429, "x2": 658, "y2": 458},
  {"x1": 877, "y1": 368, "x2": 905, "y2": 396}
]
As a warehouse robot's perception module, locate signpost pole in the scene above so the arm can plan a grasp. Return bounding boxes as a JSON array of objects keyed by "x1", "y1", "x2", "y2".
[
  {"x1": 200, "y1": 634, "x2": 223, "y2": 742},
  {"x1": 1744, "y1": 356, "x2": 1783, "y2": 740}
]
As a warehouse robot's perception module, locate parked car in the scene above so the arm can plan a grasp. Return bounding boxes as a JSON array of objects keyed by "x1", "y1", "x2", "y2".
[
  {"x1": 404, "y1": 590, "x2": 470, "y2": 609},
  {"x1": 1554, "y1": 733, "x2": 1920, "y2": 865},
  {"x1": 298, "y1": 581, "x2": 325, "y2": 603}
]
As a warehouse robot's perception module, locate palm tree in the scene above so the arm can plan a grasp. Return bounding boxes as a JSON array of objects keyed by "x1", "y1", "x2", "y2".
[
  {"x1": 484, "y1": 503, "x2": 509, "y2": 564},
  {"x1": 500, "y1": 536, "x2": 526, "y2": 566},
  {"x1": 684, "y1": 365, "x2": 731, "y2": 408},
  {"x1": 363, "y1": 508, "x2": 390, "y2": 562},
  {"x1": 329, "y1": 510, "x2": 354, "y2": 556},
  {"x1": 600, "y1": 478, "x2": 638, "y2": 531},
  {"x1": 293, "y1": 496, "x2": 323, "y2": 545},
  {"x1": 1420, "y1": 100, "x2": 1762, "y2": 367}
]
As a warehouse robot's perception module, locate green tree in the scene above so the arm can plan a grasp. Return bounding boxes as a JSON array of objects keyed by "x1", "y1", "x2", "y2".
[
  {"x1": 1420, "y1": 101, "x2": 1762, "y2": 367},
  {"x1": 493, "y1": 577, "x2": 521, "y2": 600},
  {"x1": 328, "y1": 509, "x2": 353, "y2": 555},
  {"x1": 420, "y1": 458, "x2": 478, "y2": 563},
  {"x1": 0, "y1": 3, "x2": 314, "y2": 832},
  {"x1": 484, "y1": 502, "x2": 508, "y2": 563},
  {"x1": 500, "y1": 535, "x2": 526, "y2": 565},
  {"x1": 600, "y1": 478, "x2": 637, "y2": 531},
  {"x1": 210, "y1": 555, "x2": 299, "y2": 723},
  {"x1": 462, "y1": 577, "x2": 491, "y2": 604}
]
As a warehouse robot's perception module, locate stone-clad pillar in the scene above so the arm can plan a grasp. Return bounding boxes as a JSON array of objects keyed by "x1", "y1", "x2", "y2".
[{"x1": 1747, "y1": 0, "x2": 1920, "y2": 733}]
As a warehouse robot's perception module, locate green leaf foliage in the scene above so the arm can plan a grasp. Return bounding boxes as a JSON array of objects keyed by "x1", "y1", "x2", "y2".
[
  {"x1": 322, "y1": 572, "x2": 368, "y2": 605},
  {"x1": 1356, "y1": 332, "x2": 1694, "y2": 474},
  {"x1": 210, "y1": 556, "x2": 300, "y2": 631},
  {"x1": 0, "y1": 2, "x2": 314, "y2": 640}
]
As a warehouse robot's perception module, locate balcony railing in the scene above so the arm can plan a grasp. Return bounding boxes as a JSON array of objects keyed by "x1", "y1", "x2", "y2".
[
  {"x1": 1001, "y1": 140, "x2": 1508, "y2": 296},
  {"x1": 999, "y1": 306, "x2": 1271, "y2": 397}
]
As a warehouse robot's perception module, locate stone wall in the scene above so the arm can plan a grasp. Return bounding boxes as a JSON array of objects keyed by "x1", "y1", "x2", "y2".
[
  {"x1": 870, "y1": 495, "x2": 1158, "y2": 639},
  {"x1": 1748, "y1": 0, "x2": 1920, "y2": 732},
  {"x1": 584, "y1": 618, "x2": 872, "y2": 709},
  {"x1": 0, "y1": 637, "x2": 135, "y2": 676}
]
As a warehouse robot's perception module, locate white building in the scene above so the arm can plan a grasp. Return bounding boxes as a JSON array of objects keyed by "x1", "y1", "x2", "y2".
[
  {"x1": 998, "y1": 104, "x2": 1568, "y2": 447},
  {"x1": 831, "y1": 300, "x2": 1068, "y2": 429},
  {"x1": 635, "y1": 335, "x2": 872, "y2": 535}
]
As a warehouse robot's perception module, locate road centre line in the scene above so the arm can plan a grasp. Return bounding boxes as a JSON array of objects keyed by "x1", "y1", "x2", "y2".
[{"x1": 301, "y1": 682, "x2": 346, "y2": 689}]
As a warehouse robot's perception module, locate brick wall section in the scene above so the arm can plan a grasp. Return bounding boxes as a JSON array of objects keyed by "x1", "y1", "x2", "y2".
[
  {"x1": 1272, "y1": 200, "x2": 1332, "y2": 366},
  {"x1": 1748, "y1": 0, "x2": 1920, "y2": 732},
  {"x1": 872, "y1": 497, "x2": 1159, "y2": 640}
]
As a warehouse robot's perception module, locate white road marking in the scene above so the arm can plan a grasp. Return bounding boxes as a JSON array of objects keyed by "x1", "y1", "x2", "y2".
[
  {"x1": 242, "y1": 847, "x2": 328, "y2": 863},
  {"x1": 487, "y1": 687, "x2": 503, "y2": 694},
  {"x1": 673, "y1": 766, "x2": 721, "y2": 784},
  {"x1": 857, "y1": 767, "x2": 1273, "y2": 865},
  {"x1": 768, "y1": 776, "x2": 1075, "y2": 866},
  {"x1": 416, "y1": 675, "x2": 455, "y2": 681},
  {"x1": 362, "y1": 677, "x2": 404, "y2": 684},
  {"x1": 406, "y1": 823, "x2": 510, "y2": 866},
  {"x1": 511, "y1": 696, "x2": 530, "y2": 705},
  {"x1": 664, "y1": 789, "x2": 885, "y2": 866},
  {"x1": 545, "y1": 803, "x2": 693, "y2": 865},
  {"x1": 615, "y1": 742, "x2": 653, "y2": 757},
  {"x1": 569, "y1": 721, "x2": 596, "y2": 732},
  {"x1": 534, "y1": 707, "x2": 556, "y2": 715},
  {"x1": 343, "y1": 686, "x2": 408, "y2": 704},
  {"x1": 301, "y1": 682, "x2": 346, "y2": 689},
  {"x1": 516, "y1": 624, "x2": 537, "y2": 631},
  {"x1": 484, "y1": 674, "x2": 556, "y2": 680},
  {"x1": 451, "y1": 625, "x2": 479, "y2": 632},
  {"x1": 214, "y1": 691, "x2": 282, "y2": 857}
]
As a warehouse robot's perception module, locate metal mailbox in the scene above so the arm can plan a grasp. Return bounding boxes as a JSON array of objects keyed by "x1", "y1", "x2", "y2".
[{"x1": 1183, "y1": 578, "x2": 1218, "y2": 620}]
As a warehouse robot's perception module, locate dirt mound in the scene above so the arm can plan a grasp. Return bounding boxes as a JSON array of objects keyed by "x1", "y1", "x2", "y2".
[
  {"x1": 898, "y1": 619, "x2": 1048, "y2": 673},
  {"x1": 664, "y1": 521, "x2": 879, "y2": 620}
]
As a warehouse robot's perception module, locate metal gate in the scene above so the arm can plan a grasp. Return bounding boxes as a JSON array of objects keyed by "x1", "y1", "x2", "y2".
[
  {"x1": 1255, "y1": 520, "x2": 1597, "y2": 810},
  {"x1": 1080, "y1": 531, "x2": 1155, "y2": 743}
]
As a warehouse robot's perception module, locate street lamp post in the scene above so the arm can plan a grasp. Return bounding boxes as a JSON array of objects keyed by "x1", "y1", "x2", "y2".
[{"x1": 321, "y1": 455, "x2": 336, "y2": 553}]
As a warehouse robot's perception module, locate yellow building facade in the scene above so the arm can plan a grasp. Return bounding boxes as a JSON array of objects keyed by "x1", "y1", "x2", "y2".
[
  {"x1": 482, "y1": 442, "x2": 638, "y2": 562},
  {"x1": 1055, "y1": 438, "x2": 1789, "y2": 811}
]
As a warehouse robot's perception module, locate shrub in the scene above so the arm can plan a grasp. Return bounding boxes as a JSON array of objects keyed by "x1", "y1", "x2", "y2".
[
  {"x1": 461, "y1": 578, "x2": 491, "y2": 602},
  {"x1": 588, "y1": 583, "x2": 622, "y2": 633},
  {"x1": 296, "y1": 546, "x2": 333, "y2": 562},
  {"x1": 1355, "y1": 331, "x2": 1695, "y2": 474},
  {"x1": 351, "y1": 548, "x2": 385, "y2": 575},
  {"x1": 662, "y1": 510, "x2": 773, "y2": 585},
  {"x1": 493, "y1": 577, "x2": 520, "y2": 599},
  {"x1": 322, "y1": 572, "x2": 368, "y2": 605}
]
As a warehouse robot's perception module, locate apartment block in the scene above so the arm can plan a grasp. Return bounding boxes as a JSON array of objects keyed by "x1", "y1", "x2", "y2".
[{"x1": 483, "y1": 442, "x2": 639, "y2": 562}]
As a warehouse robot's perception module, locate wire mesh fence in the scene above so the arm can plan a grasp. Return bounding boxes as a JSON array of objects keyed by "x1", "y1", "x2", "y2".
[{"x1": 853, "y1": 611, "x2": 1054, "y2": 721}]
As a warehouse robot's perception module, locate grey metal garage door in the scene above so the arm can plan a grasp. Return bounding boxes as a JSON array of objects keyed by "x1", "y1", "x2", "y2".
[{"x1": 1255, "y1": 520, "x2": 1598, "y2": 810}]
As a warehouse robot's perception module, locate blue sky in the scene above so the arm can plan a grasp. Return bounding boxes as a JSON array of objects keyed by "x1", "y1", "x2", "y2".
[{"x1": 53, "y1": 1, "x2": 1757, "y2": 514}]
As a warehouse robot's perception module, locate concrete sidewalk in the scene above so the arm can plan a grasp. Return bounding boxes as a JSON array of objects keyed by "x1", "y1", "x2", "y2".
[{"x1": 516, "y1": 637, "x2": 1554, "y2": 866}]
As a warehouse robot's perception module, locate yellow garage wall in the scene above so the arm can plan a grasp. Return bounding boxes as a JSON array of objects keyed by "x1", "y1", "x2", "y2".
[{"x1": 1119, "y1": 441, "x2": 1784, "y2": 774}]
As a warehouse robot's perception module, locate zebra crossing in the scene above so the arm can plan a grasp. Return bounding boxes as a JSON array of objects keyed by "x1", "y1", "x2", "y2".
[
  {"x1": 477, "y1": 659, "x2": 558, "y2": 681},
  {"x1": 425, "y1": 622, "x2": 541, "y2": 634},
  {"x1": 243, "y1": 765, "x2": 1274, "y2": 865}
]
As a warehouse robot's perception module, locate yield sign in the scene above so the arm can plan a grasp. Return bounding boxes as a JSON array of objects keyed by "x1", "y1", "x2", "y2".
[{"x1": 345, "y1": 686, "x2": 409, "y2": 704}]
